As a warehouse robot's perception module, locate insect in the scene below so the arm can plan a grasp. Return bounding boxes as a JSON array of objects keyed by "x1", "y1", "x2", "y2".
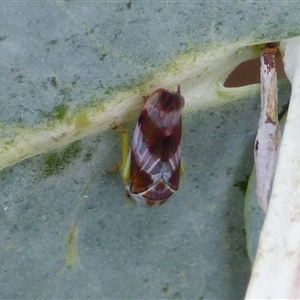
[{"x1": 113, "y1": 86, "x2": 185, "y2": 207}]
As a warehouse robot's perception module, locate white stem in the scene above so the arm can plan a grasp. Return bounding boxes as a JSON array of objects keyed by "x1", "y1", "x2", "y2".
[
  {"x1": 245, "y1": 36, "x2": 300, "y2": 299},
  {"x1": 254, "y1": 46, "x2": 280, "y2": 213}
]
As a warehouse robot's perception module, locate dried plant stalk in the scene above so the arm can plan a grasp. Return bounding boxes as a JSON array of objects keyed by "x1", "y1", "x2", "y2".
[
  {"x1": 246, "y1": 36, "x2": 300, "y2": 299},
  {"x1": 254, "y1": 44, "x2": 281, "y2": 213}
]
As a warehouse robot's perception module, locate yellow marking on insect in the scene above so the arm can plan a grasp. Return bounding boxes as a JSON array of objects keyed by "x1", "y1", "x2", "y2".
[
  {"x1": 180, "y1": 163, "x2": 185, "y2": 175},
  {"x1": 108, "y1": 125, "x2": 131, "y2": 184}
]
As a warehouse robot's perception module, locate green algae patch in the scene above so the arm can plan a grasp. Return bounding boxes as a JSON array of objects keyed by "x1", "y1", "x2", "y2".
[
  {"x1": 3, "y1": 140, "x2": 16, "y2": 151},
  {"x1": 92, "y1": 104, "x2": 106, "y2": 114},
  {"x1": 66, "y1": 113, "x2": 91, "y2": 132},
  {"x1": 58, "y1": 220, "x2": 82, "y2": 274},
  {"x1": 75, "y1": 113, "x2": 91, "y2": 131},
  {"x1": 45, "y1": 104, "x2": 69, "y2": 124},
  {"x1": 87, "y1": 96, "x2": 107, "y2": 111},
  {"x1": 65, "y1": 221, "x2": 81, "y2": 269},
  {"x1": 52, "y1": 104, "x2": 68, "y2": 121},
  {"x1": 83, "y1": 147, "x2": 94, "y2": 162},
  {"x1": 42, "y1": 140, "x2": 82, "y2": 178}
]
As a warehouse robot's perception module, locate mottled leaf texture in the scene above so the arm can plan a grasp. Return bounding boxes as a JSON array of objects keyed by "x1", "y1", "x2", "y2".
[{"x1": 254, "y1": 44, "x2": 281, "y2": 213}]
